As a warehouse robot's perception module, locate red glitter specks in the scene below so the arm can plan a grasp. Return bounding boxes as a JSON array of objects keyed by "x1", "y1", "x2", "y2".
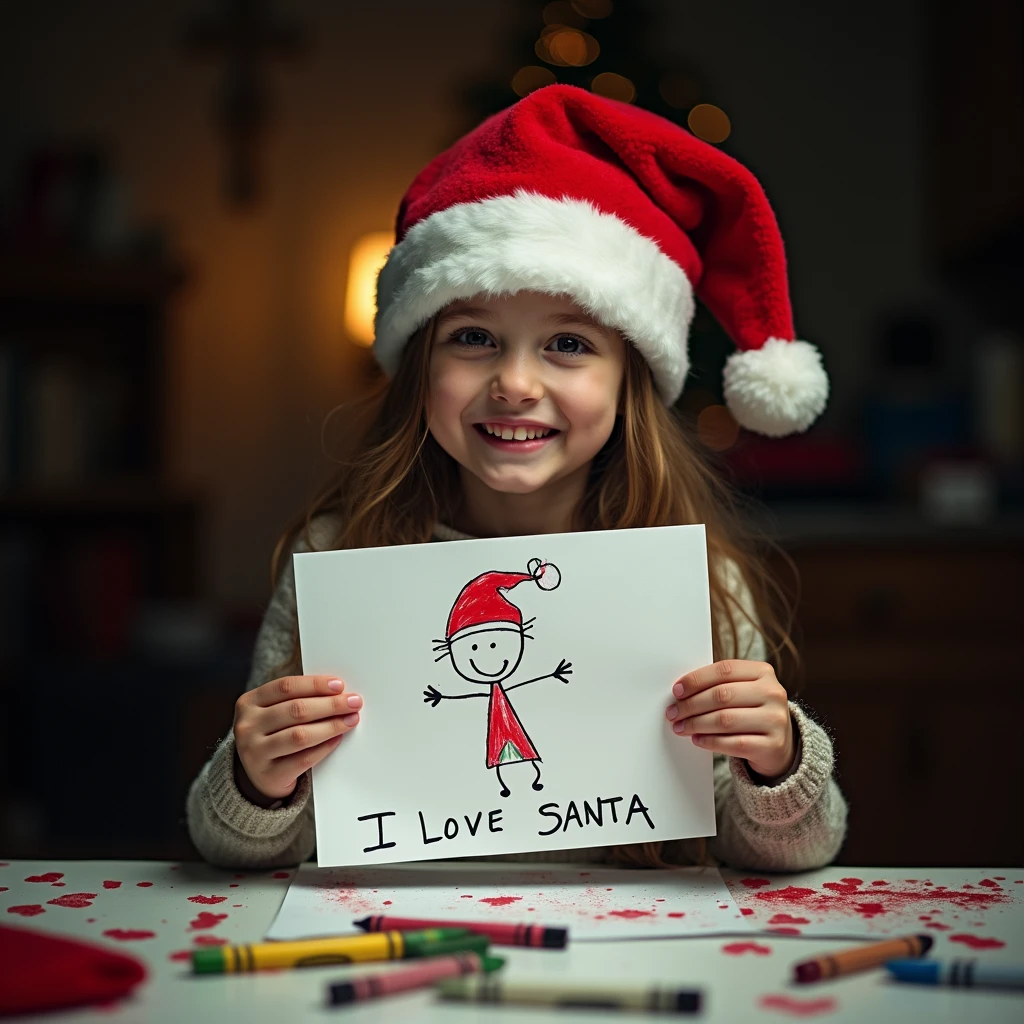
[
  {"x1": 608, "y1": 909, "x2": 654, "y2": 919},
  {"x1": 993, "y1": 876, "x2": 1005, "y2": 880},
  {"x1": 229, "y1": 884, "x2": 239, "y2": 887},
  {"x1": 50, "y1": 882, "x2": 65, "y2": 887},
  {"x1": 136, "y1": 882, "x2": 153, "y2": 888},
  {"x1": 760, "y1": 994, "x2": 837, "y2": 1016},
  {"x1": 978, "y1": 879, "x2": 1001, "y2": 889},
  {"x1": 7, "y1": 905, "x2": 44, "y2": 917},
  {"x1": 655, "y1": 898, "x2": 665, "y2": 902},
  {"x1": 667, "y1": 912, "x2": 686, "y2": 918},
  {"x1": 768, "y1": 926, "x2": 803, "y2": 936},
  {"x1": 769, "y1": 913, "x2": 809, "y2": 925},
  {"x1": 870, "y1": 880, "x2": 889, "y2": 886},
  {"x1": 103, "y1": 881, "x2": 122, "y2": 889},
  {"x1": 189, "y1": 911, "x2": 228, "y2": 930},
  {"x1": 187, "y1": 895, "x2": 227, "y2": 905},
  {"x1": 103, "y1": 929, "x2": 156, "y2": 941},
  {"x1": 382, "y1": 900, "x2": 392, "y2": 905},
  {"x1": 86, "y1": 918, "x2": 96, "y2": 923},
  {"x1": 741, "y1": 908, "x2": 755, "y2": 916},
  {"x1": 193, "y1": 935, "x2": 229, "y2": 946},
  {"x1": 478, "y1": 896, "x2": 523, "y2": 907},
  {"x1": 460, "y1": 895, "x2": 473, "y2": 899},
  {"x1": 740, "y1": 878, "x2": 772, "y2": 889},
  {"x1": 752, "y1": 878, "x2": 1009, "y2": 916},
  {"x1": 24, "y1": 872, "x2": 63, "y2": 883},
  {"x1": 950, "y1": 934, "x2": 1006, "y2": 949},
  {"x1": 168, "y1": 950, "x2": 192, "y2": 962},
  {"x1": 232, "y1": 904, "x2": 242, "y2": 908},
  {"x1": 47, "y1": 892, "x2": 97, "y2": 909},
  {"x1": 272, "y1": 872, "x2": 290, "y2": 879},
  {"x1": 723, "y1": 941, "x2": 772, "y2": 955},
  {"x1": 0, "y1": 887, "x2": 6, "y2": 892}
]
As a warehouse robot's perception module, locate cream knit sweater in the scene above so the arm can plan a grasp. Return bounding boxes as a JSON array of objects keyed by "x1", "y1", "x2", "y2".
[{"x1": 187, "y1": 521, "x2": 848, "y2": 871}]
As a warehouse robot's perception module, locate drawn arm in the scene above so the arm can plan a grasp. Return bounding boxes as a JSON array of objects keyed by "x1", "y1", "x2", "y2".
[
  {"x1": 423, "y1": 685, "x2": 488, "y2": 708},
  {"x1": 504, "y1": 658, "x2": 573, "y2": 692}
]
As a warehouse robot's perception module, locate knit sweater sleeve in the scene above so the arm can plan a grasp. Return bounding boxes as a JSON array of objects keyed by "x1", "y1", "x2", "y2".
[
  {"x1": 698, "y1": 559, "x2": 848, "y2": 871},
  {"x1": 185, "y1": 529, "x2": 328, "y2": 869}
]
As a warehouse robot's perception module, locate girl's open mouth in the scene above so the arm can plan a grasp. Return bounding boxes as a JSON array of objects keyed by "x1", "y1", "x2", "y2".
[{"x1": 474, "y1": 423, "x2": 560, "y2": 451}]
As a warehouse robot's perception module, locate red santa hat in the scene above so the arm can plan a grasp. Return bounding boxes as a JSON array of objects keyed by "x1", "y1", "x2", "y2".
[
  {"x1": 373, "y1": 84, "x2": 828, "y2": 437},
  {"x1": 447, "y1": 559, "x2": 560, "y2": 641}
]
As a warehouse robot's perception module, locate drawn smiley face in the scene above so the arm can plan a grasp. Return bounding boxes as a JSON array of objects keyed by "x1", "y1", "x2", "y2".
[{"x1": 449, "y1": 626, "x2": 525, "y2": 684}]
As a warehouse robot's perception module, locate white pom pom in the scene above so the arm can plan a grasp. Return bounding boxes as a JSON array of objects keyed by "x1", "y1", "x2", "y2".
[
  {"x1": 722, "y1": 338, "x2": 829, "y2": 437},
  {"x1": 528, "y1": 559, "x2": 561, "y2": 591}
]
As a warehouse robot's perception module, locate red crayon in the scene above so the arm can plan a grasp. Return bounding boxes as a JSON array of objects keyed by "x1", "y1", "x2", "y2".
[
  {"x1": 354, "y1": 914, "x2": 569, "y2": 949},
  {"x1": 328, "y1": 951, "x2": 504, "y2": 1006}
]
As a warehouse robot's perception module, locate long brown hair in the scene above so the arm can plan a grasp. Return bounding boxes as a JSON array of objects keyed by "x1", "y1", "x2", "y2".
[{"x1": 274, "y1": 314, "x2": 799, "y2": 867}]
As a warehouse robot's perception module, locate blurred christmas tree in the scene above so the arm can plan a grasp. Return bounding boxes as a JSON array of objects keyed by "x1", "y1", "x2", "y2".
[{"x1": 455, "y1": 0, "x2": 736, "y2": 425}]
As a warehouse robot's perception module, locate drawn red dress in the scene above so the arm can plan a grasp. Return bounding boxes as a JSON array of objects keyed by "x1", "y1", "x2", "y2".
[{"x1": 486, "y1": 684, "x2": 540, "y2": 768}]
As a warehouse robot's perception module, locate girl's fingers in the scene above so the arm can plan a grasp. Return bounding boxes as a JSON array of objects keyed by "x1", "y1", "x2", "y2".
[
  {"x1": 271, "y1": 733, "x2": 345, "y2": 780},
  {"x1": 668, "y1": 707, "x2": 769, "y2": 736},
  {"x1": 688, "y1": 733, "x2": 772, "y2": 759},
  {"x1": 667, "y1": 680, "x2": 773, "y2": 722},
  {"x1": 266, "y1": 714, "x2": 359, "y2": 757},
  {"x1": 247, "y1": 674, "x2": 347, "y2": 709},
  {"x1": 672, "y1": 660, "x2": 765, "y2": 699},
  {"x1": 263, "y1": 692, "x2": 363, "y2": 735}
]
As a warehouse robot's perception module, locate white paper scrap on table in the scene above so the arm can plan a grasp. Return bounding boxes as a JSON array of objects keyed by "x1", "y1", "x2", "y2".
[
  {"x1": 296, "y1": 525, "x2": 716, "y2": 868},
  {"x1": 266, "y1": 862, "x2": 751, "y2": 941}
]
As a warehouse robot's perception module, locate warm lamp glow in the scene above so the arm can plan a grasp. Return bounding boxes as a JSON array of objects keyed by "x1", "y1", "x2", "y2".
[
  {"x1": 344, "y1": 231, "x2": 393, "y2": 346},
  {"x1": 687, "y1": 103, "x2": 731, "y2": 143}
]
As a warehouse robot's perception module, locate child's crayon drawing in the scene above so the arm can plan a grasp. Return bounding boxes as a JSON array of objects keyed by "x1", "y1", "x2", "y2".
[{"x1": 426, "y1": 559, "x2": 572, "y2": 798}]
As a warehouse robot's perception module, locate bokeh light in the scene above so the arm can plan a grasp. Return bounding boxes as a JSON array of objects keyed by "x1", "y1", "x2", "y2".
[
  {"x1": 590, "y1": 72, "x2": 636, "y2": 103},
  {"x1": 696, "y1": 404, "x2": 740, "y2": 450},
  {"x1": 344, "y1": 231, "x2": 393, "y2": 346},
  {"x1": 542, "y1": 1, "x2": 587, "y2": 28},
  {"x1": 571, "y1": 0, "x2": 613, "y2": 17},
  {"x1": 536, "y1": 26, "x2": 600, "y2": 67},
  {"x1": 687, "y1": 103, "x2": 732, "y2": 143},
  {"x1": 659, "y1": 71, "x2": 701, "y2": 110},
  {"x1": 512, "y1": 65, "x2": 557, "y2": 96}
]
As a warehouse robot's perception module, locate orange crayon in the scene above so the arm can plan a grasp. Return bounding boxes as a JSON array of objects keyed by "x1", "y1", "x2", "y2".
[{"x1": 794, "y1": 934, "x2": 934, "y2": 983}]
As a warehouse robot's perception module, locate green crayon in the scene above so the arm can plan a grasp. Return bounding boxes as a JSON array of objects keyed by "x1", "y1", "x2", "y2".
[{"x1": 437, "y1": 976, "x2": 702, "y2": 1014}]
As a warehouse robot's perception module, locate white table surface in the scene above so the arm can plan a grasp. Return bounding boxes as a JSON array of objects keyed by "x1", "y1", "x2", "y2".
[{"x1": 1, "y1": 860, "x2": 1021, "y2": 1022}]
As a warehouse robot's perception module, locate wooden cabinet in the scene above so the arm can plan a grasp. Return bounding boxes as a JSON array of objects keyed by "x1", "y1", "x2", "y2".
[{"x1": 775, "y1": 535, "x2": 1024, "y2": 866}]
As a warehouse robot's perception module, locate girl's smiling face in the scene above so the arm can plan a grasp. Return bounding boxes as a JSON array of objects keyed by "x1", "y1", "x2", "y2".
[{"x1": 426, "y1": 291, "x2": 626, "y2": 502}]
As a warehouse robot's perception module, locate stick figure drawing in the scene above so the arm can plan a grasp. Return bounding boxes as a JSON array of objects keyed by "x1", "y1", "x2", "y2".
[{"x1": 425, "y1": 558, "x2": 572, "y2": 798}]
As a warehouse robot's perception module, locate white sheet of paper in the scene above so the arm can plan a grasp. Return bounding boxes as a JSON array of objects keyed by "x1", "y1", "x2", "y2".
[
  {"x1": 297, "y1": 525, "x2": 716, "y2": 868},
  {"x1": 266, "y1": 862, "x2": 750, "y2": 941}
]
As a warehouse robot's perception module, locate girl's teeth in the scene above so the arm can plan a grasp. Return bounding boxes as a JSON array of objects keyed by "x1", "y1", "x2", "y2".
[
  {"x1": 482, "y1": 423, "x2": 551, "y2": 440},
  {"x1": 501, "y1": 427, "x2": 514, "y2": 440},
  {"x1": 513, "y1": 427, "x2": 528, "y2": 440}
]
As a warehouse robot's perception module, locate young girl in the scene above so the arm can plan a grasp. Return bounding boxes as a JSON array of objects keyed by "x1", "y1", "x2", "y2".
[{"x1": 187, "y1": 85, "x2": 845, "y2": 871}]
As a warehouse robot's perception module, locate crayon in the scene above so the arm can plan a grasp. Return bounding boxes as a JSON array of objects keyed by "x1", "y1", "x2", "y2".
[
  {"x1": 328, "y1": 951, "x2": 506, "y2": 1006},
  {"x1": 192, "y1": 928, "x2": 486, "y2": 974},
  {"x1": 354, "y1": 914, "x2": 569, "y2": 949},
  {"x1": 886, "y1": 958, "x2": 1024, "y2": 991},
  {"x1": 793, "y1": 934, "x2": 933, "y2": 983},
  {"x1": 436, "y1": 977, "x2": 702, "y2": 1014}
]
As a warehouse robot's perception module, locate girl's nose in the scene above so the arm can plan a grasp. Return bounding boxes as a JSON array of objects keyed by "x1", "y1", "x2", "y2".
[{"x1": 489, "y1": 353, "x2": 544, "y2": 404}]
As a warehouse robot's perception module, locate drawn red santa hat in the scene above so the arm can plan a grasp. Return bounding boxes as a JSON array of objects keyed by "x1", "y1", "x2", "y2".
[
  {"x1": 373, "y1": 84, "x2": 828, "y2": 437},
  {"x1": 447, "y1": 559, "x2": 560, "y2": 641}
]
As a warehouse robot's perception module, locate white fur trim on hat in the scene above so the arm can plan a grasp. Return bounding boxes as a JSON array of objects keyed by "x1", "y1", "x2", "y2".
[
  {"x1": 374, "y1": 190, "x2": 695, "y2": 403},
  {"x1": 723, "y1": 338, "x2": 829, "y2": 437}
]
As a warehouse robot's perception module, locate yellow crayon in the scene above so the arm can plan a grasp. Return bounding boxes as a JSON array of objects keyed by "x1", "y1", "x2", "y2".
[{"x1": 193, "y1": 928, "x2": 480, "y2": 973}]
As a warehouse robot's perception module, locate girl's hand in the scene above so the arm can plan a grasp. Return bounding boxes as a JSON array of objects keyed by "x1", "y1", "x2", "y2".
[
  {"x1": 233, "y1": 675, "x2": 362, "y2": 801},
  {"x1": 665, "y1": 660, "x2": 795, "y2": 779}
]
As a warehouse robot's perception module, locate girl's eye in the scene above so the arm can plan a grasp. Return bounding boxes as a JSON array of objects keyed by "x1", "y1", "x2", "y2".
[
  {"x1": 549, "y1": 334, "x2": 591, "y2": 356},
  {"x1": 452, "y1": 328, "x2": 493, "y2": 348}
]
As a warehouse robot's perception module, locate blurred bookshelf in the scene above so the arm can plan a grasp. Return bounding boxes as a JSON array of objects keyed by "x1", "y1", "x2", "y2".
[{"x1": 0, "y1": 252, "x2": 219, "y2": 859}]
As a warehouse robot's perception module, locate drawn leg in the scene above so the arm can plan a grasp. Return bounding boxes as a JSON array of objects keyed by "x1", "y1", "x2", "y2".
[
  {"x1": 495, "y1": 764, "x2": 511, "y2": 798},
  {"x1": 531, "y1": 761, "x2": 543, "y2": 791}
]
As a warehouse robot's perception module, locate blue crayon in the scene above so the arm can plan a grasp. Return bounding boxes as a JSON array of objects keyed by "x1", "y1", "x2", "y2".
[{"x1": 886, "y1": 958, "x2": 1024, "y2": 991}]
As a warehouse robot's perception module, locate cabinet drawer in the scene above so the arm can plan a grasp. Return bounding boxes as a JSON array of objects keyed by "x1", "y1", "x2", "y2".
[{"x1": 785, "y1": 545, "x2": 1023, "y2": 635}]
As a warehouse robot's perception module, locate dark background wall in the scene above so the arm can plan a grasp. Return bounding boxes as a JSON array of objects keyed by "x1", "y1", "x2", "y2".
[{"x1": 0, "y1": 1, "x2": 1020, "y2": 864}]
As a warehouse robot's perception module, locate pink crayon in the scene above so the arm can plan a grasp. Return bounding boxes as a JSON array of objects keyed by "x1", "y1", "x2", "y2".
[{"x1": 327, "y1": 951, "x2": 505, "y2": 1006}]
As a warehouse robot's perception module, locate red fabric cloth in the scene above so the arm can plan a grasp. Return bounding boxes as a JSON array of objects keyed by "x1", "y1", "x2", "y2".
[
  {"x1": 486, "y1": 684, "x2": 540, "y2": 768},
  {"x1": 0, "y1": 923, "x2": 147, "y2": 1016}
]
